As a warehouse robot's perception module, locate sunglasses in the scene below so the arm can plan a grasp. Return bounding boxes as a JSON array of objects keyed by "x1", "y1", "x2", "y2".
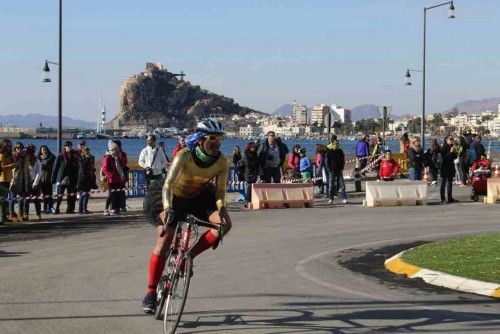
[
  {"x1": 205, "y1": 134, "x2": 223, "y2": 142},
  {"x1": 15, "y1": 146, "x2": 23, "y2": 149}
]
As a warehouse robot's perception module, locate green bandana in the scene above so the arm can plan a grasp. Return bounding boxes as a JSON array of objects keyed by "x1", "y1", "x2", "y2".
[{"x1": 195, "y1": 146, "x2": 216, "y2": 164}]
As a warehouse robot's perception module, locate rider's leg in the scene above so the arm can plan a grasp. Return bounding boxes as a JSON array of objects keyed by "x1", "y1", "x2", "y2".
[
  {"x1": 190, "y1": 210, "x2": 232, "y2": 258},
  {"x1": 146, "y1": 225, "x2": 174, "y2": 294}
]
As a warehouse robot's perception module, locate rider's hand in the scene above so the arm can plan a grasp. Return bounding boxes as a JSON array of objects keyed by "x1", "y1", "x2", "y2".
[
  {"x1": 218, "y1": 206, "x2": 231, "y2": 230},
  {"x1": 159, "y1": 208, "x2": 170, "y2": 224}
]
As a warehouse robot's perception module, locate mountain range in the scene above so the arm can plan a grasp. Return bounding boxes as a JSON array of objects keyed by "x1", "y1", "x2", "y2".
[{"x1": 0, "y1": 113, "x2": 95, "y2": 129}]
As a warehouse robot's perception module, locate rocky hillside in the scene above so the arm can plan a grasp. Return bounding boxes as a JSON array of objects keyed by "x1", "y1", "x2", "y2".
[
  {"x1": 447, "y1": 97, "x2": 500, "y2": 114},
  {"x1": 117, "y1": 63, "x2": 262, "y2": 128}
]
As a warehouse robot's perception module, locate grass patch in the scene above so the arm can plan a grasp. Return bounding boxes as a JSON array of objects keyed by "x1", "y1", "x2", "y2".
[{"x1": 401, "y1": 232, "x2": 500, "y2": 284}]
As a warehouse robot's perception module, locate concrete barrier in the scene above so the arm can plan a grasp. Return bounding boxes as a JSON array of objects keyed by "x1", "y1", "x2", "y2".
[
  {"x1": 365, "y1": 180, "x2": 427, "y2": 207},
  {"x1": 249, "y1": 183, "x2": 314, "y2": 209},
  {"x1": 484, "y1": 178, "x2": 500, "y2": 204}
]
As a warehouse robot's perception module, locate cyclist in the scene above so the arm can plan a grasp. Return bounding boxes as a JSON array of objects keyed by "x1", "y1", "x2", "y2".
[{"x1": 142, "y1": 118, "x2": 232, "y2": 314}]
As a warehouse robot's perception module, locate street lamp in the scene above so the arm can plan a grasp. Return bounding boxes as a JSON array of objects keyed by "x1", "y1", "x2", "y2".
[
  {"x1": 409, "y1": 1, "x2": 455, "y2": 151},
  {"x1": 42, "y1": 0, "x2": 63, "y2": 153}
]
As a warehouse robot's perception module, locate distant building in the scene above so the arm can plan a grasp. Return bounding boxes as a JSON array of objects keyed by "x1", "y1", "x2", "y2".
[
  {"x1": 292, "y1": 101, "x2": 308, "y2": 125},
  {"x1": 311, "y1": 104, "x2": 330, "y2": 126},
  {"x1": 239, "y1": 124, "x2": 261, "y2": 137},
  {"x1": 331, "y1": 104, "x2": 352, "y2": 124}
]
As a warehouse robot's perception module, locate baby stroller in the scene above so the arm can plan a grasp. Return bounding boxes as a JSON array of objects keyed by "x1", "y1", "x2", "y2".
[{"x1": 470, "y1": 158, "x2": 491, "y2": 202}]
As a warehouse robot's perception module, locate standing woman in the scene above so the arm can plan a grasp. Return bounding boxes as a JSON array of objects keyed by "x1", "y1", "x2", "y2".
[
  {"x1": 457, "y1": 136, "x2": 468, "y2": 186},
  {"x1": 440, "y1": 135, "x2": 458, "y2": 204},
  {"x1": 0, "y1": 140, "x2": 15, "y2": 223},
  {"x1": 102, "y1": 141, "x2": 126, "y2": 215},
  {"x1": 24, "y1": 144, "x2": 42, "y2": 221},
  {"x1": 77, "y1": 147, "x2": 95, "y2": 214},
  {"x1": 37, "y1": 145, "x2": 55, "y2": 213},
  {"x1": 408, "y1": 136, "x2": 424, "y2": 180},
  {"x1": 243, "y1": 142, "x2": 260, "y2": 207},
  {"x1": 288, "y1": 144, "x2": 301, "y2": 179},
  {"x1": 428, "y1": 139, "x2": 441, "y2": 187},
  {"x1": 315, "y1": 144, "x2": 327, "y2": 195},
  {"x1": 11, "y1": 142, "x2": 30, "y2": 221},
  {"x1": 232, "y1": 146, "x2": 243, "y2": 181}
]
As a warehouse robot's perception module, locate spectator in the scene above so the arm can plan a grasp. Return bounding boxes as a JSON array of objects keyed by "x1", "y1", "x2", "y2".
[
  {"x1": 52, "y1": 141, "x2": 79, "y2": 214},
  {"x1": 470, "y1": 134, "x2": 485, "y2": 163},
  {"x1": 325, "y1": 140, "x2": 348, "y2": 205},
  {"x1": 115, "y1": 140, "x2": 128, "y2": 213},
  {"x1": 315, "y1": 144, "x2": 327, "y2": 195},
  {"x1": 102, "y1": 141, "x2": 126, "y2": 215},
  {"x1": 299, "y1": 148, "x2": 313, "y2": 180},
  {"x1": 243, "y1": 142, "x2": 260, "y2": 207},
  {"x1": 456, "y1": 136, "x2": 468, "y2": 186},
  {"x1": 288, "y1": 144, "x2": 301, "y2": 179},
  {"x1": 171, "y1": 136, "x2": 186, "y2": 159},
  {"x1": 408, "y1": 136, "x2": 424, "y2": 180},
  {"x1": 370, "y1": 136, "x2": 383, "y2": 179},
  {"x1": 379, "y1": 149, "x2": 400, "y2": 181},
  {"x1": 158, "y1": 141, "x2": 171, "y2": 178},
  {"x1": 77, "y1": 147, "x2": 95, "y2": 214},
  {"x1": 440, "y1": 135, "x2": 458, "y2": 204},
  {"x1": 11, "y1": 142, "x2": 30, "y2": 221},
  {"x1": 355, "y1": 134, "x2": 370, "y2": 172},
  {"x1": 138, "y1": 135, "x2": 169, "y2": 187},
  {"x1": 37, "y1": 145, "x2": 55, "y2": 214},
  {"x1": 258, "y1": 131, "x2": 288, "y2": 183},
  {"x1": 425, "y1": 139, "x2": 441, "y2": 187},
  {"x1": 400, "y1": 133, "x2": 410, "y2": 154},
  {"x1": 23, "y1": 144, "x2": 42, "y2": 221},
  {"x1": 78, "y1": 140, "x2": 86, "y2": 155},
  {"x1": 232, "y1": 146, "x2": 244, "y2": 180},
  {"x1": 0, "y1": 139, "x2": 15, "y2": 223}
]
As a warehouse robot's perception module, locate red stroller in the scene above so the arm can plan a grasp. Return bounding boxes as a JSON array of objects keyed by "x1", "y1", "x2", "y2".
[{"x1": 470, "y1": 158, "x2": 491, "y2": 202}]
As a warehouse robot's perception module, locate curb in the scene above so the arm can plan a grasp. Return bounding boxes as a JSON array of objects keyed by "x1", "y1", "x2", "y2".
[{"x1": 384, "y1": 251, "x2": 500, "y2": 299}]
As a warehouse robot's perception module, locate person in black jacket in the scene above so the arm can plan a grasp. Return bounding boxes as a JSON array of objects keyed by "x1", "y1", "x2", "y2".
[
  {"x1": 257, "y1": 131, "x2": 288, "y2": 183},
  {"x1": 408, "y1": 136, "x2": 424, "y2": 180},
  {"x1": 325, "y1": 140, "x2": 348, "y2": 205},
  {"x1": 243, "y1": 142, "x2": 260, "y2": 206},
  {"x1": 77, "y1": 147, "x2": 96, "y2": 214},
  {"x1": 37, "y1": 145, "x2": 55, "y2": 213},
  {"x1": 51, "y1": 141, "x2": 79, "y2": 214},
  {"x1": 440, "y1": 136, "x2": 458, "y2": 204}
]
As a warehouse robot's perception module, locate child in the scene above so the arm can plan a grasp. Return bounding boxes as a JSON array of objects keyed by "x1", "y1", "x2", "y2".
[
  {"x1": 471, "y1": 153, "x2": 491, "y2": 172},
  {"x1": 379, "y1": 149, "x2": 400, "y2": 181},
  {"x1": 299, "y1": 148, "x2": 313, "y2": 181}
]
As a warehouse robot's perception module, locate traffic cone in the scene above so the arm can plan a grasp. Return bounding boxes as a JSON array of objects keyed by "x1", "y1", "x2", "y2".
[
  {"x1": 423, "y1": 167, "x2": 430, "y2": 183},
  {"x1": 495, "y1": 164, "x2": 500, "y2": 178}
]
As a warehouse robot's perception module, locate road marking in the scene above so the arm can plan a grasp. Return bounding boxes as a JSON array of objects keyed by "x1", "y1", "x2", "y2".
[{"x1": 295, "y1": 229, "x2": 500, "y2": 301}]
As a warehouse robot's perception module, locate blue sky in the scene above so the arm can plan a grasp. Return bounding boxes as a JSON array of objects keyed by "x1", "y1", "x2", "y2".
[{"x1": 1, "y1": 0, "x2": 499, "y2": 122}]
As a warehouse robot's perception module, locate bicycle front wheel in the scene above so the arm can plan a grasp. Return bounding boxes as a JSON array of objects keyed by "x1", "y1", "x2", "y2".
[{"x1": 163, "y1": 254, "x2": 192, "y2": 334}]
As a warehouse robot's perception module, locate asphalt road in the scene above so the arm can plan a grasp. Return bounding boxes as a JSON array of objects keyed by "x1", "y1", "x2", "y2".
[{"x1": 0, "y1": 188, "x2": 499, "y2": 334}]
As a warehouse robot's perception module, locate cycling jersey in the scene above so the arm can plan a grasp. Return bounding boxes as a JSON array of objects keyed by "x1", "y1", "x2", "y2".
[{"x1": 162, "y1": 148, "x2": 228, "y2": 211}]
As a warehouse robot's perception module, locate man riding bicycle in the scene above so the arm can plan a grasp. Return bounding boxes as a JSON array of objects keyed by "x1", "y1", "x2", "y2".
[{"x1": 142, "y1": 118, "x2": 232, "y2": 314}]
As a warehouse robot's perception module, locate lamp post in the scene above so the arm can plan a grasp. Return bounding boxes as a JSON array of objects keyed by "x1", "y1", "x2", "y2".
[
  {"x1": 410, "y1": 1, "x2": 455, "y2": 151},
  {"x1": 43, "y1": 0, "x2": 63, "y2": 153}
]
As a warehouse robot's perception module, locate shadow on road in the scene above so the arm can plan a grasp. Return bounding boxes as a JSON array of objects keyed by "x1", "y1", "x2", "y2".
[{"x1": 0, "y1": 250, "x2": 29, "y2": 257}]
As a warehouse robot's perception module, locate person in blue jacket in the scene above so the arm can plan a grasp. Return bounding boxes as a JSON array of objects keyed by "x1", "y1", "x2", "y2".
[
  {"x1": 355, "y1": 134, "x2": 370, "y2": 173},
  {"x1": 299, "y1": 148, "x2": 313, "y2": 180}
]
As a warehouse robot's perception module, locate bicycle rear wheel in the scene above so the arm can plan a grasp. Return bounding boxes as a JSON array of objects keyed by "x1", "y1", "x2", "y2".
[{"x1": 163, "y1": 254, "x2": 192, "y2": 334}]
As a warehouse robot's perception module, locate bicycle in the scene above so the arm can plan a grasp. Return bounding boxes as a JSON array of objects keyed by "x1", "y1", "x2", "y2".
[{"x1": 154, "y1": 211, "x2": 224, "y2": 334}]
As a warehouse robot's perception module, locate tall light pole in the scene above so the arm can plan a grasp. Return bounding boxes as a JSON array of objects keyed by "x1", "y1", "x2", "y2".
[
  {"x1": 43, "y1": 0, "x2": 63, "y2": 153},
  {"x1": 419, "y1": 1, "x2": 455, "y2": 150}
]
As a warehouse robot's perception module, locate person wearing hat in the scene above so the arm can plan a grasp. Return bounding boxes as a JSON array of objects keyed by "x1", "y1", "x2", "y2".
[
  {"x1": 51, "y1": 141, "x2": 79, "y2": 214},
  {"x1": 379, "y1": 149, "x2": 400, "y2": 181},
  {"x1": 102, "y1": 140, "x2": 126, "y2": 215},
  {"x1": 141, "y1": 118, "x2": 232, "y2": 314},
  {"x1": 138, "y1": 134, "x2": 169, "y2": 187},
  {"x1": 78, "y1": 140, "x2": 86, "y2": 155}
]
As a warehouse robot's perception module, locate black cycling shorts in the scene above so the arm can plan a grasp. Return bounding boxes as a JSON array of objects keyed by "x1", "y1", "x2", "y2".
[{"x1": 167, "y1": 189, "x2": 217, "y2": 227}]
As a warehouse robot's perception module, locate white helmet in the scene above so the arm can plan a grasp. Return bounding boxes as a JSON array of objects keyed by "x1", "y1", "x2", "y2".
[{"x1": 196, "y1": 118, "x2": 225, "y2": 134}]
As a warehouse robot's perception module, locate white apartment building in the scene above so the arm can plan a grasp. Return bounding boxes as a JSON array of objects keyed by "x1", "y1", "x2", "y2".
[
  {"x1": 331, "y1": 104, "x2": 352, "y2": 124},
  {"x1": 311, "y1": 104, "x2": 330, "y2": 126},
  {"x1": 239, "y1": 124, "x2": 262, "y2": 137},
  {"x1": 292, "y1": 101, "x2": 308, "y2": 125}
]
